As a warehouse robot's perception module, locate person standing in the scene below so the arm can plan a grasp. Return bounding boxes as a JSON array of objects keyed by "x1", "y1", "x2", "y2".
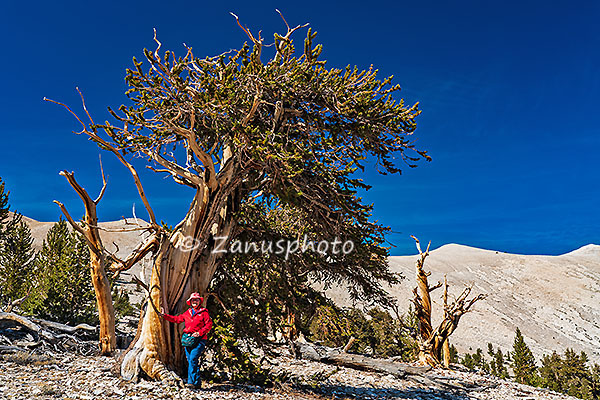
[{"x1": 160, "y1": 292, "x2": 212, "y2": 389}]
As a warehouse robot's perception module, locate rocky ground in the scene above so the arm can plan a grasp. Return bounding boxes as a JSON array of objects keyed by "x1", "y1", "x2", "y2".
[{"x1": 0, "y1": 349, "x2": 575, "y2": 400}]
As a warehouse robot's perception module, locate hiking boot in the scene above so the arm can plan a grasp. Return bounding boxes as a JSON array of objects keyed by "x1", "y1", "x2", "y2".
[{"x1": 185, "y1": 383, "x2": 202, "y2": 390}]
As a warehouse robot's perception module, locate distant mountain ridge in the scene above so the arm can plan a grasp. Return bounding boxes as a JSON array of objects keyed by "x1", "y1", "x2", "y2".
[
  {"x1": 17, "y1": 214, "x2": 600, "y2": 364},
  {"x1": 323, "y1": 242, "x2": 600, "y2": 364}
]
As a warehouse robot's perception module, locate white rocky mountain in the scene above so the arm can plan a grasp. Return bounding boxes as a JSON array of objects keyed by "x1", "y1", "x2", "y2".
[{"x1": 323, "y1": 243, "x2": 600, "y2": 364}]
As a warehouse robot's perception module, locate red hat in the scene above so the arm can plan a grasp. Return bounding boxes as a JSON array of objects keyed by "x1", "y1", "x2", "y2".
[{"x1": 186, "y1": 292, "x2": 203, "y2": 306}]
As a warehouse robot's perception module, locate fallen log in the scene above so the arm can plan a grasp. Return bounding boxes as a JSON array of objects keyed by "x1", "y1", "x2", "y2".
[
  {"x1": 0, "y1": 312, "x2": 56, "y2": 341},
  {"x1": 294, "y1": 341, "x2": 497, "y2": 393},
  {"x1": 294, "y1": 341, "x2": 431, "y2": 378},
  {"x1": 0, "y1": 345, "x2": 26, "y2": 353},
  {"x1": 12, "y1": 340, "x2": 41, "y2": 348},
  {"x1": 0, "y1": 311, "x2": 101, "y2": 356},
  {"x1": 31, "y1": 318, "x2": 96, "y2": 334}
]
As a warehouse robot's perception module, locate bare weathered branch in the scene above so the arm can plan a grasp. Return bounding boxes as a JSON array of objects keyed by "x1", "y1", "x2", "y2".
[
  {"x1": 54, "y1": 168, "x2": 118, "y2": 355},
  {"x1": 342, "y1": 336, "x2": 356, "y2": 353},
  {"x1": 5, "y1": 286, "x2": 32, "y2": 313},
  {"x1": 94, "y1": 155, "x2": 108, "y2": 204},
  {"x1": 109, "y1": 234, "x2": 159, "y2": 277},
  {"x1": 275, "y1": 9, "x2": 309, "y2": 40},
  {"x1": 0, "y1": 312, "x2": 55, "y2": 341},
  {"x1": 53, "y1": 199, "x2": 98, "y2": 254},
  {"x1": 153, "y1": 28, "x2": 162, "y2": 59},
  {"x1": 131, "y1": 274, "x2": 149, "y2": 292},
  {"x1": 43, "y1": 97, "x2": 87, "y2": 134},
  {"x1": 45, "y1": 94, "x2": 159, "y2": 228},
  {"x1": 205, "y1": 292, "x2": 233, "y2": 318},
  {"x1": 242, "y1": 83, "x2": 262, "y2": 126}
]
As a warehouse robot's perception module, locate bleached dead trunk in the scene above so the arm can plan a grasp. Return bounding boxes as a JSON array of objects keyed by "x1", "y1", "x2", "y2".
[{"x1": 411, "y1": 236, "x2": 484, "y2": 367}]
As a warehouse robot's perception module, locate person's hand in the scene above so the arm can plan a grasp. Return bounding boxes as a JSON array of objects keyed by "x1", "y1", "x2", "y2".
[
  {"x1": 160, "y1": 306, "x2": 165, "y2": 316},
  {"x1": 192, "y1": 332, "x2": 200, "y2": 337}
]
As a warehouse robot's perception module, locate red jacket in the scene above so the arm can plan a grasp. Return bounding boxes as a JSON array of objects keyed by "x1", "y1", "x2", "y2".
[{"x1": 163, "y1": 307, "x2": 212, "y2": 340}]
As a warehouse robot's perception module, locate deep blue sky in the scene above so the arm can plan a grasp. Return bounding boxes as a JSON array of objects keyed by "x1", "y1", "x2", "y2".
[{"x1": 1, "y1": 1, "x2": 598, "y2": 255}]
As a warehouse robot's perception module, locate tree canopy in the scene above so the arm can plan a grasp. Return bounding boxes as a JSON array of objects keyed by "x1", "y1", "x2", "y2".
[{"x1": 96, "y1": 19, "x2": 427, "y2": 301}]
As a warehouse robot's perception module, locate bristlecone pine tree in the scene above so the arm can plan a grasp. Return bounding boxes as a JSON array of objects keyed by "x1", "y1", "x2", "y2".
[
  {"x1": 52, "y1": 164, "x2": 133, "y2": 355},
  {"x1": 511, "y1": 327, "x2": 538, "y2": 385},
  {"x1": 46, "y1": 13, "x2": 430, "y2": 381},
  {"x1": 411, "y1": 236, "x2": 485, "y2": 367}
]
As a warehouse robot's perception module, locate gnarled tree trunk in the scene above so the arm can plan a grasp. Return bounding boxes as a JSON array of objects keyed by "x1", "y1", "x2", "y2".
[
  {"x1": 411, "y1": 236, "x2": 485, "y2": 367},
  {"x1": 55, "y1": 170, "x2": 116, "y2": 355},
  {"x1": 90, "y1": 250, "x2": 116, "y2": 354},
  {"x1": 121, "y1": 185, "x2": 240, "y2": 381}
]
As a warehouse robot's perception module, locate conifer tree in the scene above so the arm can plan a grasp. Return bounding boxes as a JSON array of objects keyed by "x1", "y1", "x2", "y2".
[
  {"x1": 495, "y1": 348, "x2": 509, "y2": 379},
  {"x1": 461, "y1": 348, "x2": 490, "y2": 372},
  {"x1": 23, "y1": 219, "x2": 96, "y2": 324},
  {"x1": 511, "y1": 327, "x2": 538, "y2": 385},
  {"x1": 540, "y1": 352, "x2": 563, "y2": 392},
  {"x1": 448, "y1": 344, "x2": 458, "y2": 364},
  {"x1": 0, "y1": 217, "x2": 35, "y2": 305},
  {"x1": 591, "y1": 363, "x2": 600, "y2": 399},
  {"x1": 563, "y1": 349, "x2": 593, "y2": 399},
  {"x1": 487, "y1": 343, "x2": 509, "y2": 379},
  {"x1": 539, "y1": 350, "x2": 596, "y2": 399},
  {"x1": 461, "y1": 352, "x2": 475, "y2": 370},
  {"x1": 0, "y1": 177, "x2": 37, "y2": 307}
]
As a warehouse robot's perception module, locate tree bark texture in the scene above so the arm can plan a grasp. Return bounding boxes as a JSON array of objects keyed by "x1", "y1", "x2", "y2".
[
  {"x1": 411, "y1": 236, "x2": 484, "y2": 367},
  {"x1": 121, "y1": 186, "x2": 240, "y2": 381},
  {"x1": 55, "y1": 170, "x2": 116, "y2": 355}
]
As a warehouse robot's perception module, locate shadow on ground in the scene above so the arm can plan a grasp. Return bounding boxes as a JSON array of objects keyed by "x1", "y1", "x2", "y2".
[
  {"x1": 203, "y1": 381, "x2": 470, "y2": 399},
  {"x1": 292, "y1": 383, "x2": 470, "y2": 399}
]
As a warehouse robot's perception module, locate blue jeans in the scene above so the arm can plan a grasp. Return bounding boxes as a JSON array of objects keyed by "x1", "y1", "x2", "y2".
[{"x1": 184, "y1": 339, "x2": 207, "y2": 386}]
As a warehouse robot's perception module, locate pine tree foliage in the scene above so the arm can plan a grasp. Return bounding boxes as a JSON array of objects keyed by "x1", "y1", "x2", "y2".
[
  {"x1": 0, "y1": 216, "x2": 35, "y2": 305},
  {"x1": 461, "y1": 343, "x2": 509, "y2": 378},
  {"x1": 591, "y1": 364, "x2": 600, "y2": 399},
  {"x1": 488, "y1": 343, "x2": 509, "y2": 379},
  {"x1": 308, "y1": 304, "x2": 353, "y2": 347},
  {"x1": 448, "y1": 344, "x2": 459, "y2": 364},
  {"x1": 22, "y1": 219, "x2": 96, "y2": 324},
  {"x1": 306, "y1": 304, "x2": 418, "y2": 360},
  {"x1": 352, "y1": 306, "x2": 418, "y2": 359},
  {"x1": 0, "y1": 177, "x2": 36, "y2": 307},
  {"x1": 93, "y1": 18, "x2": 429, "y2": 305},
  {"x1": 461, "y1": 348, "x2": 489, "y2": 372},
  {"x1": 459, "y1": 338, "x2": 600, "y2": 399},
  {"x1": 511, "y1": 327, "x2": 538, "y2": 385},
  {"x1": 539, "y1": 349, "x2": 600, "y2": 399}
]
